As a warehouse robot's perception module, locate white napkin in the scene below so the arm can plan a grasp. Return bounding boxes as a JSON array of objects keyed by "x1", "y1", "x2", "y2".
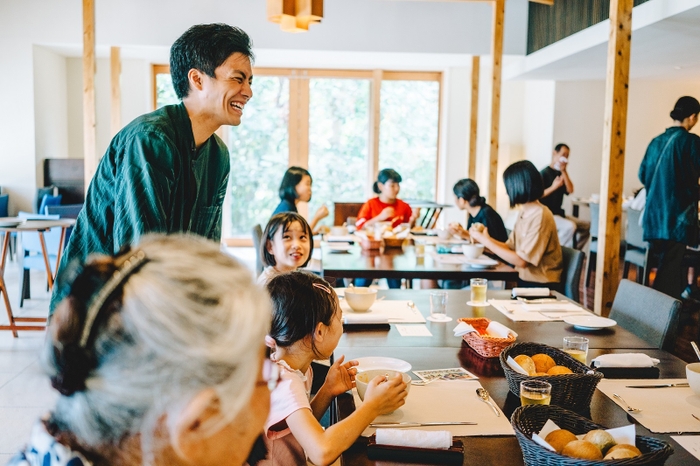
[
  {"x1": 484, "y1": 321, "x2": 517, "y2": 338},
  {"x1": 343, "y1": 314, "x2": 389, "y2": 324},
  {"x1": 592, "y1": 353, "x2": 660, "y2": 368},
  {"x1": 375, "y1": 429, "x2": 452, "y2": 449},
  {"x1": 512, "y1": 287, "x2": 550, "y2": 297},
  {"x1": 506, "y1": 356, "x2": 530, "y2": 375},
  {"x1": 453, "y1": 321, "x2": 477, "y2": 337}
]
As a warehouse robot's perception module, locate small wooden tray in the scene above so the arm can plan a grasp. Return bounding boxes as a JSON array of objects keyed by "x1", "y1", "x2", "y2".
[{"x1": 367, "y1": 435, "x2": 464, "y2": 465}]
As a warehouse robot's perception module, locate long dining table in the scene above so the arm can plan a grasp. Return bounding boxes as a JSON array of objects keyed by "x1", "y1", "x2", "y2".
[
  {"x1": 321, "y1": 244, "x2": 519, "y2": 283},
  {"x1": 332, "y1": 288, "x2": 696, "y2": 465}
]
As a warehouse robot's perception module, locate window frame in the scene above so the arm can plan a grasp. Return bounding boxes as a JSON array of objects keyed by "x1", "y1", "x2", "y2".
[{"x1": 150, "y1": 65, "x2": 443, "y2": 245}]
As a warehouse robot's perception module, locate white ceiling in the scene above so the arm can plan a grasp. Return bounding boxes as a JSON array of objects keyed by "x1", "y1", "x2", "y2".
[{"x1": 506, "y1": 0, "x2": 700, "y2": 81}]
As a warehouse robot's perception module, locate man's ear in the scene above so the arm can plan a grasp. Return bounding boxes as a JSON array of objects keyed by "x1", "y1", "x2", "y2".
[
  {"x1": 187, "y1": 68, "x2": 205, "y2": 93},
  {"x1": 170, "y1": 388, "x2": 220, "y2": 461}
]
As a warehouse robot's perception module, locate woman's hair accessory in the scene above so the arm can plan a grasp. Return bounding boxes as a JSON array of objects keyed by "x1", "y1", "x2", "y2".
[{"x1": 312, "y1": 282, "x2": 331, "y2": 294}]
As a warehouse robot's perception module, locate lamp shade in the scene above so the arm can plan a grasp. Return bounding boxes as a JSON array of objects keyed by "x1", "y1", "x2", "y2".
[{"x1": 267, "y1": 0, "x2": 323, "y2": 32}]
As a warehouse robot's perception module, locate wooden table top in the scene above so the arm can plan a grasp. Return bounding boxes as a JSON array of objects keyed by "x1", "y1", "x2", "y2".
[
  {"x1": 322, "y1": 244, "x2": 519, "y2": 281},
  {"x1": 333, "y1": 289, "x2": 693, "y2": 465}
]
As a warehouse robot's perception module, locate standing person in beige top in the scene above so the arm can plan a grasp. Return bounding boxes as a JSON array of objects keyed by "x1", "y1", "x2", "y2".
[{"x1": 469, "y1": 160, "x2": 563, "y2": 287}]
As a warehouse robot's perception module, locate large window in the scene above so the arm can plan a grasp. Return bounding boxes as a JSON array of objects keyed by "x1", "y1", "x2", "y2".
[{"x1": 151, "y1": 66, "x2": 441, "y2": 241}]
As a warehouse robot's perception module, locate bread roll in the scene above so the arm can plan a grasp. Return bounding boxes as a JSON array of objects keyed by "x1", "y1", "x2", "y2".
[
  {"x1": 583, "y1": 429, "x2": 616, "y2": 455},
  {"x1": 514, "y1": 355, "x2": 536, "y2": 375},
  {"x1": 604, "y1": 444, "x2": 642, "y2": 459},
  {"x1": 531, "y1": 354, "x2": 556, "y2": 373},
  {"x1": 561, "y1": 440, "x2": 603, "y2": 460},
  {"x1": 547, "y1": 365, "x2": 573, "y2": 375},
  {"x1": 544, "y1": 429, "x2": 577, "y2": 454}
]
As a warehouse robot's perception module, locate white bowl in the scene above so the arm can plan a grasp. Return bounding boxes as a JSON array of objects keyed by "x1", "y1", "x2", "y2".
[
  {"x1": 462, "y1": 243, "x2": 485, "y2": 259},
  {"x1": 436, "y1": 229, "x2": 452, "y2": 240},
  {"x1": 355, "y1": 369, "x2": 411, "y2": 401},
  {"x1": 687, "y1": 363, "x2": 700, "y2": 396},
  {"x1": 345, "y1": 287, "x2": 378, "y2": 312},
  {"x1": 330, "y1": 226, "x2": 349, "y2": 236}
]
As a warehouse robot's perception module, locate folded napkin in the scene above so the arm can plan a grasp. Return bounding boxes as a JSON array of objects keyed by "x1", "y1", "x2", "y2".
[
  {"x1": 343, "y1": 314, "x2": 388, "y2": 324},
  {"x1": 375, "y1": 429, "x2": 452, "y2": 450},
  {"x1": 485, "y1": 321, "x2": 517, "y2": 338},
  {"x1": 506, "y1": 355, "x2": 530, "y2": 375},
  {"x1": 512, "y1": 287, "x2": 551, "y2": 297},
  {"x1": 453, "y1": 321, "x2": 477, "y2": 337},
  {"x1": 592, "y1": 353, "x2": 660, "y2": 368}
]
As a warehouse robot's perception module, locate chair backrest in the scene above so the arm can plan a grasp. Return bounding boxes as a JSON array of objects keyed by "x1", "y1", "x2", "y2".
[
  {"x1": 0, "y1": 193, "x2": 8, "y2": 217},
  {"x1": 252, "y1": 224, "x2": 264, "y2": 276},
  {"x1": 625, "y1": 208, "x2": 645, "y2": 249},
  {"x1": 39, "y1": 194, "x2": 62, "y2": 215},
  {"x1": 333, "y1": 202, "x2": 364, "y2": 226},
  {"x1": 559, "y1": 246, "x2": 584, "y2": 303},
  {"x1": 46, "y1": 204, "x2": 83, "y2": 219},
  {"x1": 17, "y1": 211, "x2": 62, "y2": 253},
  {"x1": 35, "y1": 186, "x2": 56, "y2": 213},
  {"x1": 610, "y1": 279, "x2": 681, "y2": 350},
  {"x1": 589, "y1": 202, "x2": 599, "y2": 238}
]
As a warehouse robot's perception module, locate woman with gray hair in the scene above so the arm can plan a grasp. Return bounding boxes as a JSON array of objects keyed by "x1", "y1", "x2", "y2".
[{"x1": 9, "y1": 234, "x2": 274, "y2": 466}]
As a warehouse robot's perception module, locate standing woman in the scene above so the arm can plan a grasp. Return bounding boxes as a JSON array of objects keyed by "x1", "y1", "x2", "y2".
[
  {"x1": 448, "y1": 178, "x2": 508, "y2": 243},
  {"x1": 272, "y1": 166, "x2": 329, "y2": 233},
  {"x1": 470, "y1": 161, "x2": 562, "y2": 287},
  {"x1": 639, "y1": 96, "x2": 700, "y2": 299},
  {"x1": 356, "y1": 168, "x2": 417, "y2": 231}
]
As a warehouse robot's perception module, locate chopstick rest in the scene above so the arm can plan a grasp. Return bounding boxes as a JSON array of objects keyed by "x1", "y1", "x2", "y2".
[{"x1": 376, "y1": 428, "x2": 452, "y2": 449}]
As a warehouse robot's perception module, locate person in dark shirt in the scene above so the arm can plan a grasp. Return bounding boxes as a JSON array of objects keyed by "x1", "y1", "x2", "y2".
[
  {"x1": 639, "y1": 96, "x2": 700, "y2": 299},
  {"x1": 540, "y1": 143, "x2": 581, "y2": 248},
  {"x1": 448, "y1": 178, "x2": 508, "y2": 242},
  {"x1": 271, "y1": 166, "x2": 329, "y2": 233}
]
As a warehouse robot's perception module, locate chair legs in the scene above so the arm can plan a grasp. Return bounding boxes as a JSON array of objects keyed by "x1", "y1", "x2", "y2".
[{"x1": 19, "y1": 268, "x2": 30, "y2": 308}]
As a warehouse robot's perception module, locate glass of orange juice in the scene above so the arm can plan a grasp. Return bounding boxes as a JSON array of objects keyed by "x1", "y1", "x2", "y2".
[{"x1": 563, "y1": 336, "x2": 589, "y2": 364}]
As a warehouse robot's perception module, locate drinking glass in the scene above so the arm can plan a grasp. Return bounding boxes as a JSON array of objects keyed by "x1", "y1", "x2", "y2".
[
  {"x1": 470, "y1": 278, "x2": 488, "y2": 305},
  {"x1": 520, "y1": 380, "x2": 552, "y2": 406},
  {"x1": 414, "y1": 239, "x2": 426, "y2": 258},
  {"x1": 563, "y1": 336, "x2": 589, "y2": 364},
  {"x1": 428, "y1": 290, "x2": 451, "y2": 322}
]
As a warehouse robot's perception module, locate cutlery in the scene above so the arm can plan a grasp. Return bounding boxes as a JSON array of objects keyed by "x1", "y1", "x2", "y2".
[
  {"x1": 692, "y1": 341, "x2": 700, "y2": 361},
  {"x1": 693, "y1": 414, "x2": 700, "y2": 422},
  {"x1": 613, "y1": 393, "x2": 641, "y2": 413},
  {"x1": 625, "y1": 383, "x2": 689, "y2": 388},
  {"x1": 370, "y1": 421, "x2": 477, "y2": 428},
  {"x1": 476, "y1": 388, "x2": 501, "y2": 417}
]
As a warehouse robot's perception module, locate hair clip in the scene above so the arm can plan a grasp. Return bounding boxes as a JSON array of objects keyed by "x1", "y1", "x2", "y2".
[
  {"x1": 79, "y1": 249, "x2": 149, "y2": 348},
  {"x1": 312, "y1": 282, "x2": 331, "y2": 294}
]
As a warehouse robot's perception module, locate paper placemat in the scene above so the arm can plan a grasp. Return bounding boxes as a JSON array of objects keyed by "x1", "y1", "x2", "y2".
[
  {"x1": 396, "y1": 325, "x2": 432, "y2": 337},
  {"x1": 355, "y1": 380, "x2": 513, "y2": 437},
  {"x1": 341, "y1": 300, "x2": 426, "y2": 324},
  {"x1": 597, "y1": 379, "x2": 700, "y2": 433},
  {"x1": 671, "y1": 435, "x2": 700, "y2": 461},
  {"x1": 429, "y1": 251, "x2": 468, "y2": 264},
  {"x1": 489, "y1": 299, "x2": 591, "y2": 322}
]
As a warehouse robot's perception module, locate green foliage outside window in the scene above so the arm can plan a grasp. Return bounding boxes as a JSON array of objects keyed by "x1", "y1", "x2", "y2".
[{"x1": 155, "y1": 74, "x2": 179, "y2": 108}]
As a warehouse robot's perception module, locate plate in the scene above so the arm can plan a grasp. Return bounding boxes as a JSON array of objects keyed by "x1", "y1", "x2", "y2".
[
  {"x1": 0, "y1": 217, "x2": 25, "y2": 228},
  {"x1": 354, "y1": 356, "x2": 412, "y2": 373},
  {"x1": 465, "y1": 256, "x2": 498, "y2": 269},
  {"x1": 563, "y1": 315, "x2": 617, "y2": 330},
  {"x1": 327, "y1": 243, "x2": 352, "y2": 253}
]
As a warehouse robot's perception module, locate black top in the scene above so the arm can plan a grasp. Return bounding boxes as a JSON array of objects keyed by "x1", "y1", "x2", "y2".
[
  {"x1": 272, "y1": 198, "x2": 297, "y2": 216},
  {"x1": 540, "y1": 166, "x2": 567, "y2": 217},
  {"x1": 467, "y1": 203, "x2": 508, "y2": 242}
]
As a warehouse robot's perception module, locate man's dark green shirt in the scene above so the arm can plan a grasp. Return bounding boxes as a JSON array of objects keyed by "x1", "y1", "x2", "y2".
[{"x1": 50, "y1": 103, "x2": 229, "y2": 312}]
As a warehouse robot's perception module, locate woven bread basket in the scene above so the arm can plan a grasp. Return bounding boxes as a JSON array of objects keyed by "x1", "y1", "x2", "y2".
[
  {"x1": 511, "y1": 405, "x2": 673, "y2": 466},
  {"x1": 458, "y1": 317, "x2": 515, "y2": 358},
  {"x1": 499, "y1": 342, "x2": 603, "y2": 413}
]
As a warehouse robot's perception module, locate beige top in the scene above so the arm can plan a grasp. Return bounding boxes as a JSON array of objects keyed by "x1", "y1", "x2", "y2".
[
  {"x1": 257, "y1": 266, "x2": 280, "y2": 286},
  {"x1": 506, "y1": 202, "x2": 562, "y2": 283}
]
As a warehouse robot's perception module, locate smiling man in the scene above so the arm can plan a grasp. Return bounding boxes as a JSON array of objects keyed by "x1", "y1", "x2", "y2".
[{"x1": 49, "y1": 24, "x2": 253, "y2": 313}]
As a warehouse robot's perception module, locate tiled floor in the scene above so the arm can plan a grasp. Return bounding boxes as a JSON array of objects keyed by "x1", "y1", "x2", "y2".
[{"x1": 0, "y1": 247, "x2": 256, "y2": 463}]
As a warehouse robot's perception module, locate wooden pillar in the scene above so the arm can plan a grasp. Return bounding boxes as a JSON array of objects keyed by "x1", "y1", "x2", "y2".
[
  {"x1": 594, "y1": 0, "x2": 633, "y2": 316},
  {"x1": 368, "y1": 69, "x2": 383, "y2": 198},
  {"x1": 469, "y1": 56, "x2": 480, "y2": 180},
  {"x1": 487, "y1": 0, "x2": 504, "y2": 205},
  {"x1": 110, "y1": 46, "x2": 121, "y2": 137},
  {"x1": 288, "y1": 70, "x2": 309, "y2": 169},
  {"x1": 82, "y1": 0, "x2": 97, "y2": 190}
]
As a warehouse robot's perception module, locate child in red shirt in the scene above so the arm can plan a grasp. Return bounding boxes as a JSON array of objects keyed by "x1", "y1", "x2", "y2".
[{"x1": 356, "y1": 168, "x2": 416, "y2": 230}]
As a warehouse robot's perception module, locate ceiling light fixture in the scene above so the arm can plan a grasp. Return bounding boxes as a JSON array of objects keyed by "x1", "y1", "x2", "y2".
[{"x1": 267, "y1": 0, "x2": 323, "y2": 33}]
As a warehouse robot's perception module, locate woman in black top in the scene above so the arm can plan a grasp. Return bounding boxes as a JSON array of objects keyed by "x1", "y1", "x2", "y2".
[
  {"x1": 448, "y1": 178, "x2": 508, "y2": 242},
  {"x1": 272, "y1": 166, "x2": 329, "y2": 233}
]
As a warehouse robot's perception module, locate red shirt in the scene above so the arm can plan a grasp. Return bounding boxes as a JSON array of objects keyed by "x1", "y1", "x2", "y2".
[{"x1": 356, "y1": 197, "x2": 413, "y2": 229}]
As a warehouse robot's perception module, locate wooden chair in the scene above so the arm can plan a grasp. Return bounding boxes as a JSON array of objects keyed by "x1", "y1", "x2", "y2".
[
  {"x1": 623, "y1": 209, "x2": 648, "y2": 284},
  {"x1": 333, "y1": 202, "x2": 364, "y2": 226},
  {"x1": 558, "y1": 246, "x2": 584, "y2": 303},
  {"x1": 610, "y1": 279, "x2": 681, "y2": 350}
]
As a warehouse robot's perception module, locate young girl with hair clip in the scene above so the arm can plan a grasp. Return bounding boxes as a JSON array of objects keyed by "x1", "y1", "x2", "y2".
[
  {"x1": 355, "y1": 168, "x2": 417, "y2": 231},
  {"x1": 448, "y1": 178, "x2": 508, "y2": 243},
  {"x1": 272, "y1": 166, "x2": 329, "y2": 234},
  {"x1": 469, "y1": 161, "x2": 562, "y2": 287},
  {"x1": 258, "y1": 212, "x2": 314, "y2": 285},
  {"x1": 261, "y1": 272, "x2": 408, "y2": 466}
]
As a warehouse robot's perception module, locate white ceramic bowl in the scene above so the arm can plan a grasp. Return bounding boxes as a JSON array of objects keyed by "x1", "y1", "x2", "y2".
[
  {"x1": 687, "y1": 363, "x2": 700, "y2": 396},
  {"x1": 345, "y1": 287, "x2": 378, "y2": 312},
  {"x1": 330, "y1": 226, "x2": 349, "y2": 236},
  {"x1": 436, "y1": 229, "x2": 452, "y2": 240},
  {"x1": 355, "y1": 369, "x2": 412, "y2": 401},
  {"x1": 462, "y1": 243, "x2": 485, "y2": 259}
]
